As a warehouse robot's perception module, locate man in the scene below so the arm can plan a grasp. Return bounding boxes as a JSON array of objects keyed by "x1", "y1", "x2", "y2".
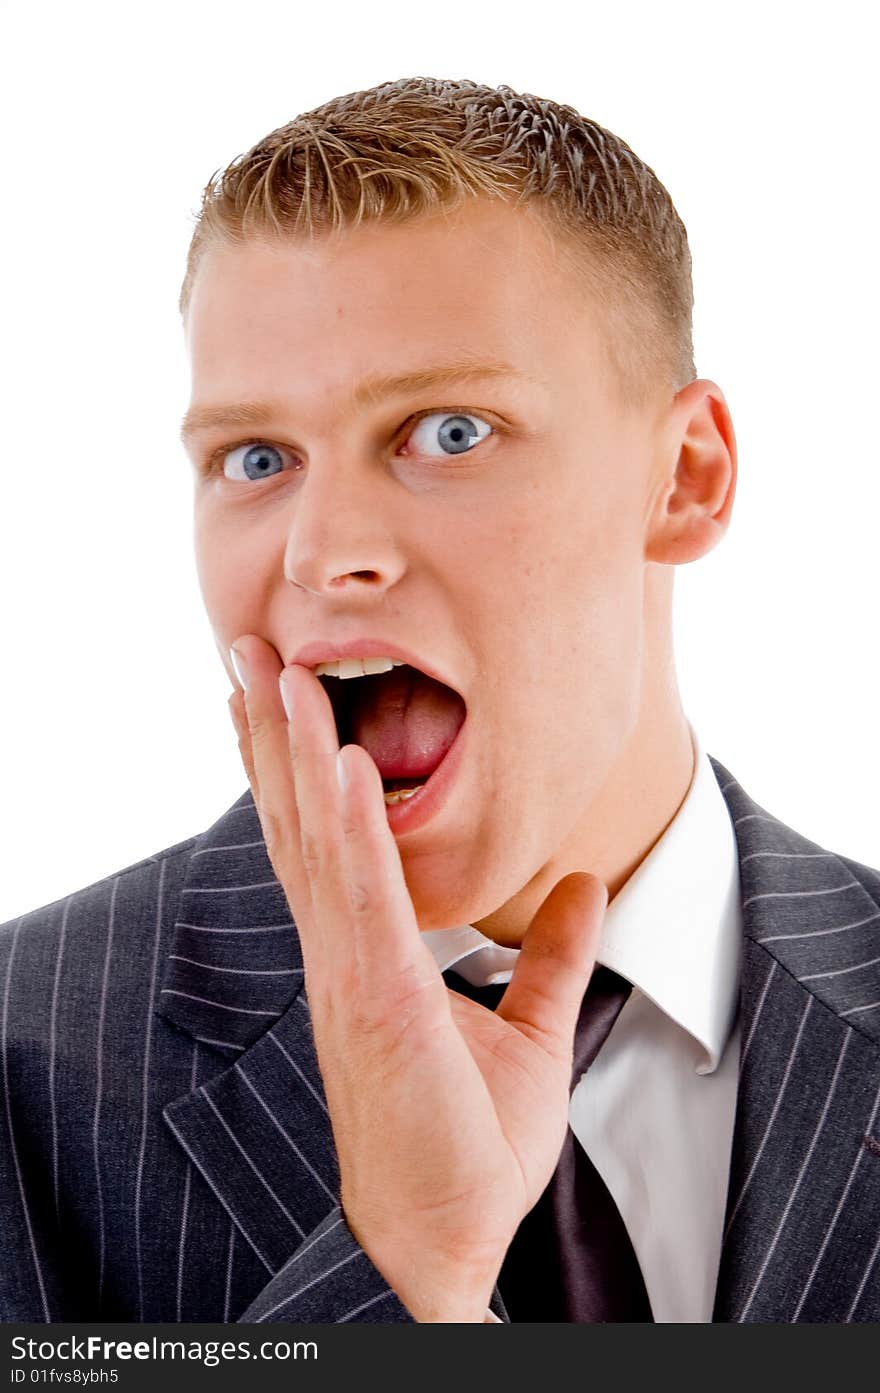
[{"x1": 2, "y1": 76, "x2": 878, "y2": 1324}]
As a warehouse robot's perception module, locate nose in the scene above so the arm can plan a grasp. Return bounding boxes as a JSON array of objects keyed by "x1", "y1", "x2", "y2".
[{"x1": 283, "y1": 457, "x2": 407, "y2": 600}]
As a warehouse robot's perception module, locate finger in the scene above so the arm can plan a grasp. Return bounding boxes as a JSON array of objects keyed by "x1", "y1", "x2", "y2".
[
  {"x1": 232, "y1": 636, "x2": 315, "y2": 942},
  {"x1": 335, "y1": 741, "x2": 442, "y2": 1003},
  {"x1": 278, "y1": 662, "x2": 355, "y2": 935},
  {"x1": 497, "y1": 872, "x2": 607, "y2": 1062}
]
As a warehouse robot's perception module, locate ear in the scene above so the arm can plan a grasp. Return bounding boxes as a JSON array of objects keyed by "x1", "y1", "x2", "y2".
[{"x1": 645, "y1": 379, "x2": 737, "y2": 565}]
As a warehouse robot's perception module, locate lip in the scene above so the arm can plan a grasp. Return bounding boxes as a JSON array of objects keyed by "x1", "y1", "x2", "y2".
[{"x1": 290, "y1": 637, "x2": 465, "y2": 702}]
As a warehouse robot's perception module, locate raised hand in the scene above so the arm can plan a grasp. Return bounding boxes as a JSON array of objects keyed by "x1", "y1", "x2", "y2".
[{"x1": 227, "y1": 634, "x2": 607, "y2": 1322}]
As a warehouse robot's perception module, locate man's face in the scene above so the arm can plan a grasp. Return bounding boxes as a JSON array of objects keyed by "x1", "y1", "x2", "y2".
[{"x1": 184, "y1": 199, "x2": 666, "y2": 933}]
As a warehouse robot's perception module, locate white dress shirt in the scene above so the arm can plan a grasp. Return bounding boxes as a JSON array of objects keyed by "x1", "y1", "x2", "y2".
[{"x1": 421, "y1": 724, "x2": 743, "y2": 1322}]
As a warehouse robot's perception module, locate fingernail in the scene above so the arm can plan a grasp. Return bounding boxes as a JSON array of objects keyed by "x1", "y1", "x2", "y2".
[
  {"x1": 230, "y1": 646, "x2": 249, "y2": 691},
  {"x1": 279, "y1": 668, "x2": 295, "y2": 721}
]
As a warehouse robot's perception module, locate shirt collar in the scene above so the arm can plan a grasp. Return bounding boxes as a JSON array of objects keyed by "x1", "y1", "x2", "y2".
[{"x1": 422, "y1": 724, "x2": 743, "y2": 1075}]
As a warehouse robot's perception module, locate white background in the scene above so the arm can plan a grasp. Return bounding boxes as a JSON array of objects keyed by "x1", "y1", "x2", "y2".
[{"x1": 0, "y1": 0, "x2": 877, "y2": 922}]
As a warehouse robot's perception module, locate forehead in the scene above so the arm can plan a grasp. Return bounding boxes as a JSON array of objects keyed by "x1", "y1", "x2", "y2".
[{"x1": 183, "y1": 200, "x2": 609, "y2": 413}]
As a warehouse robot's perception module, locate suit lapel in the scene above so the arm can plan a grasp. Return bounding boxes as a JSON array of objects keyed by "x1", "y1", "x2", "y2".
[
  {"x1": 156, "y1": 791, "x2": 339, "y2": 1274},
  {"x1": 709, "y1": 758, "x2": 880, "y2": 1322}
]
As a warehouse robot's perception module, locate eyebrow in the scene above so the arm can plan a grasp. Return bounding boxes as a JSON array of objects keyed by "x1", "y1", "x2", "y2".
[{"x1": 179, "y1": 358, "x2": 535, "y2": 445}]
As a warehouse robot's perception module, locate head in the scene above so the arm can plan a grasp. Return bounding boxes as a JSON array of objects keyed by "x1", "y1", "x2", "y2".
[{"x1": 180, "y1": 77, "x2": 736, "y2": 938}]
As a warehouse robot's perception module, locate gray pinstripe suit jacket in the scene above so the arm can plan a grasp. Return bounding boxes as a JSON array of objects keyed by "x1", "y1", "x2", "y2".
[{"x1": 2, "y1": 757, "x2": 879, "y2": 1323}]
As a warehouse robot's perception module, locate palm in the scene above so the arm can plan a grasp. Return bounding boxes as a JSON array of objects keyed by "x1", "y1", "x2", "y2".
[{"x1": 448, "y1": 991, "x2": 573, "y2": 1207}]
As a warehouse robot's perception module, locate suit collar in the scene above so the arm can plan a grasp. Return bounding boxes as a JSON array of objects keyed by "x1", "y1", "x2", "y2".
[
  {"x1": 156, "y1": 789, "x2": 303, "y2": 1055},
  {"x1": 708, "y1": 755, "x2": 880, "y2": 1047}
]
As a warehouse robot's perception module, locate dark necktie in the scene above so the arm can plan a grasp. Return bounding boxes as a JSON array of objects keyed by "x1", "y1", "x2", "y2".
[{"x1": 444, "y1": 962, "x2": 653, "y2": 1322}]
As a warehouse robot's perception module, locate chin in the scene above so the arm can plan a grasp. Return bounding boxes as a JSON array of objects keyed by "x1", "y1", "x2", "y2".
[
  {"x1": 400, "y1": 848, "x2": 512, "y2": 933},
  {"x1": 406, "y1": 883, "x2": 471, "y2": 932},
  {"x1": 398, "y1": 858, "x2": 476, "y2": 930}
]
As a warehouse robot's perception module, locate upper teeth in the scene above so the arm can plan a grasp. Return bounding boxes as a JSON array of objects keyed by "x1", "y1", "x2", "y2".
[{"x1": 313, "y1": 657, "x2": 406, "y2": 679}]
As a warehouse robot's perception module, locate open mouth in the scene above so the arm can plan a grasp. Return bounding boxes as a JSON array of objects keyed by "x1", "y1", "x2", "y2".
[{"x1": 316, "y1": 662, "x2": 467, "y2": 807}]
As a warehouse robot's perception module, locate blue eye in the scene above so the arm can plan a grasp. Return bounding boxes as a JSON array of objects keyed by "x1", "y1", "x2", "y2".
[
  {"x1": 221, "y1": 442, "x2": 294, "y2": 481},
  {"x1": 407, "y1": 412, "x2": 492, "y2": 457},
  {"x1": 209, "y1": 411, "x2": 493, "y2": 482}
]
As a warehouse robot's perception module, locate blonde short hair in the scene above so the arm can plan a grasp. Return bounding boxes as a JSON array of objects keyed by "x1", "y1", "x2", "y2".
[{"x1": 180, "y1": 76, "x2": 695, "y2": 401}]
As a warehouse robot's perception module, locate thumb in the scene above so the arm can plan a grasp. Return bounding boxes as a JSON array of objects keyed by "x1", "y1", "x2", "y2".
[{"x1": 496, "y1": 872, "x2": 608, "y2": 1061}]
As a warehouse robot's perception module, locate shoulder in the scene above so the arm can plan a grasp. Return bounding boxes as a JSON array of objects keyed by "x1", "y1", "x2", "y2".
[
  {"x1": 0, "y1": 830, "x2": 201, "y2": 984},
  {"x1": 833, "y1": 849, "x2": 880, "y2": 907},
  {"x1": 709, "y1": 754, "x2": 880, "y2": 1042}
]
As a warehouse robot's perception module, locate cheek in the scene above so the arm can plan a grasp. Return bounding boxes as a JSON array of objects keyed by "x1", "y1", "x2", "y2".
[
  {"x1": 193, "y1": 508, "x2": 267, "y2": 637},
  {"x1": 193, "y1": 520, "x2": 229, "y2": 620},
  {"x1": 497, "y1": 500, "x2": 643, "y2": 653},
  {"x1": 478, "y1": 528, "x2": 645, "y2": 761}
]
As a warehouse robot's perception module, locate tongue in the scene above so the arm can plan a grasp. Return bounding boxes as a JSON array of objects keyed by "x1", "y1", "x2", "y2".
[{"x1": 349, "y1": 667, "x2": 465, "y2": 781}]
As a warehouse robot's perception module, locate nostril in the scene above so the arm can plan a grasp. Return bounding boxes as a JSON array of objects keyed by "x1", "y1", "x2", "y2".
[{"x1": 328, "y1": 570, "x2": 381, "y2": 585}]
